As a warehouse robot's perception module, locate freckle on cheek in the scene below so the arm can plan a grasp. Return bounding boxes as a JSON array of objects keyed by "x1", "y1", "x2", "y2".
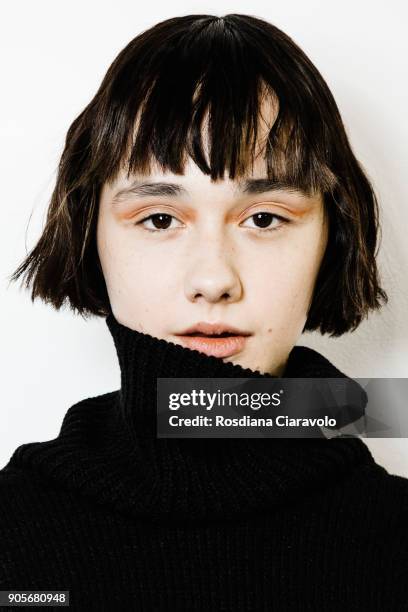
[{"x1": 267, "y1": 328, "x2": 272, "y2": 332}]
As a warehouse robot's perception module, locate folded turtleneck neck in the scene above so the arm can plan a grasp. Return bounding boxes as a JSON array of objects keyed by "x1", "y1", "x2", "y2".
[
  {"x1": 9, "y1": 313, "x2": 375, "y2": 523},
  {"x1": 106, "y1": 313, "x2": 366, "y2": 441}
]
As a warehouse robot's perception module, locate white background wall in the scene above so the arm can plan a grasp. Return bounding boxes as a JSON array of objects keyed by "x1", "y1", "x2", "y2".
[{"x1": 1, "y1": 0, "x2": 407, "y2": 473}]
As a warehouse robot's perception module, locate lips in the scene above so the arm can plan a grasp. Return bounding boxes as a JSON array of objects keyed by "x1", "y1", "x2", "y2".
[
  {"x1": 184, "y1": 331, "x2": 234, "y2": 338},
  {"x1": 177, "y1": 322, "x2": 252, "y2": 337},
  {"x1": 175, "y1": 322, "x2": 252, "y2": 358},
  {"x1": 175, "y1": 335, "x2": 249, "y2": 358}
]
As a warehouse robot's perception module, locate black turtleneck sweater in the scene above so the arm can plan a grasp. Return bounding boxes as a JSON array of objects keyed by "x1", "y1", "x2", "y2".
[{"x1": 1, "y1": 314, "x2": 407, "y2": 611}]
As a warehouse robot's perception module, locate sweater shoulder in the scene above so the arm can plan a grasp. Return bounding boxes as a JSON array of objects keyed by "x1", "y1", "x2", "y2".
[
  {"x1": 380, "y1": 468, "x2": 408, "y2": 509},
  {"x1": 0, "y1": 391, "x2": 118, "y2": 507},
  {"x1": 333, "y1": 458, "x2": 408, "y2": 530},
  {"x1": 1, "y1": 390, "x2": 118, "y2": 467}
]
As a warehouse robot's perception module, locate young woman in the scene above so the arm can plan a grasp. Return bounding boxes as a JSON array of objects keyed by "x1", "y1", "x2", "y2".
[{"x1": 1, "y1": 13, "x2": 407, "y2": 611}]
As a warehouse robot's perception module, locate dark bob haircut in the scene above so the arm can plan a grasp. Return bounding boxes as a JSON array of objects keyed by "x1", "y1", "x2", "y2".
[{"x1": 9, "y1": 13, "x2": 387, "y2": 336}]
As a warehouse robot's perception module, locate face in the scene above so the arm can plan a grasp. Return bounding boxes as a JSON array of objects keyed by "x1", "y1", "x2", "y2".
[{"x1": 97, "y1": 102, "x2": 328, "y2": 375}]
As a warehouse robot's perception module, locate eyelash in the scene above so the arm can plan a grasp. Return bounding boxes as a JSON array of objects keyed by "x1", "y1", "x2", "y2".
[{"x1": 133, "y1": 212, "x2": 291, "y2": 233}]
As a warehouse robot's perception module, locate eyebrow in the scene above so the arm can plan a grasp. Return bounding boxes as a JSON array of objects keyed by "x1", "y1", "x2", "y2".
[{"x1": 111, "y1": 178, "x2": 311, "y2": 204}]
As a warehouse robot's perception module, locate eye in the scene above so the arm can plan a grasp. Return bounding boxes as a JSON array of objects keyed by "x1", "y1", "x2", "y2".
[
  {"x1": 240, "y1": 212, "x2": 290, "y2": 232},
  {"x1": 134, "y1": 213, "x2": 183, "y2": 232},
  {"x1": 134, "y1": 210, "x2": 291, "y2": 233}
]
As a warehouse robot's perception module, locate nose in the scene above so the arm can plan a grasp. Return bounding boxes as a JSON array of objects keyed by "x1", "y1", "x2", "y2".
[{"x1": 184, "y1": 230, "x2": 242, "y2": 304}]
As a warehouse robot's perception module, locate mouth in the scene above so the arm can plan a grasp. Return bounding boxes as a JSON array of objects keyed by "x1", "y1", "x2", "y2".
[
  {"x1": 174, "y1": 322, "x2": 252, "y2": 357},
  {"x1": 175, "y1": 331, "x2": 250, "y2": 358},
  {"x1": 183, "y1": 331, "x2": 235, "y2": 338}
]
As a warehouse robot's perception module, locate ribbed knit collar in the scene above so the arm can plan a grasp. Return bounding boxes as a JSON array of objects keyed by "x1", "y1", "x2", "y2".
[
  {"x1": 8, "y1": 313, "x2": 375, "y2": 523},
  {"x1": 106, "y1": 313, "x2": 366, "y2": 440}
]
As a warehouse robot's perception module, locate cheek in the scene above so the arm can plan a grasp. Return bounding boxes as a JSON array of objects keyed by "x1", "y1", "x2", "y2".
[
  {"x1": 98, "y1": 219, "x2": 180, "y2": 293},
  {"x1": 120, "y1": 246, "x2": 180, "y2": 301},
  {"x1": 246, "y1": 238, "x2": 322, "y2": 314}
]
